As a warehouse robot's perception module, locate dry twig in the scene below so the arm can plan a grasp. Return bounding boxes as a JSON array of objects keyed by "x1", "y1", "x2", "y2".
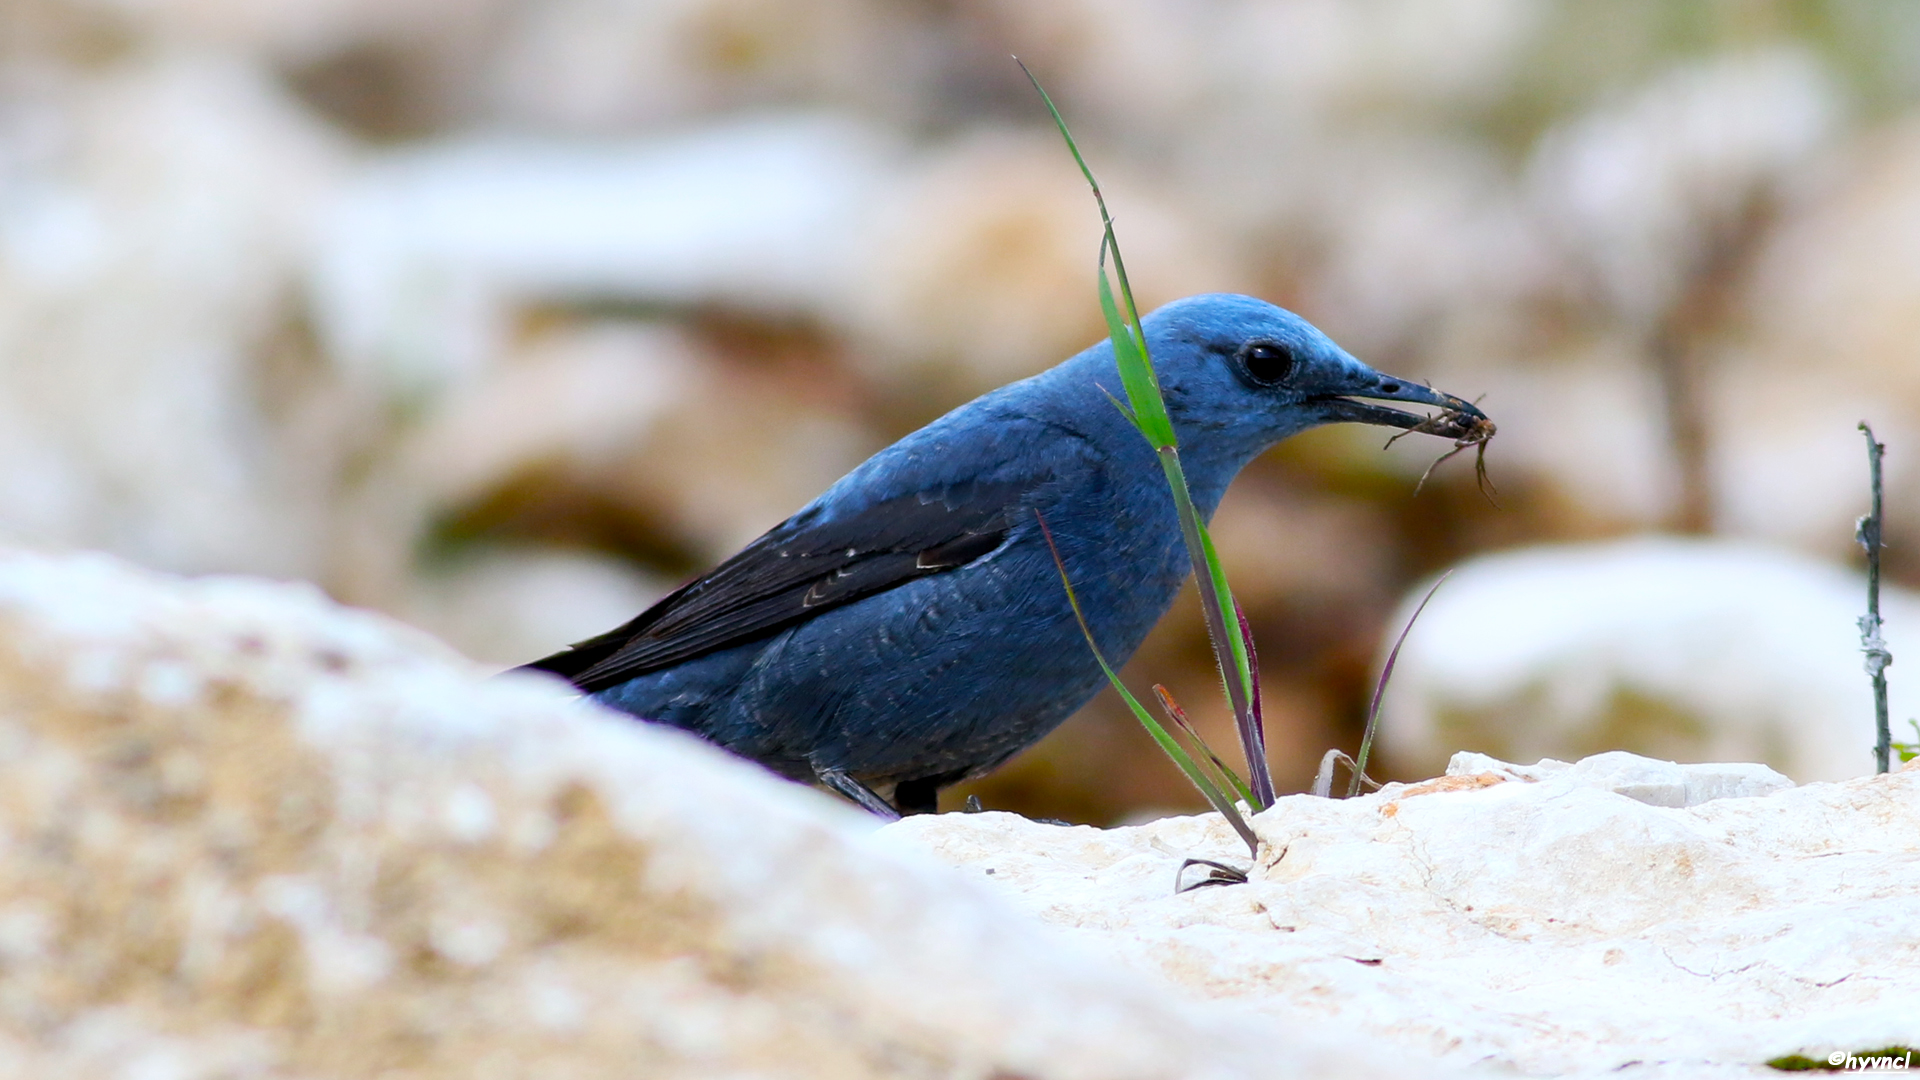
[{"x1": 1857, "y1": 422, "x2": 1893, "y2": 774}]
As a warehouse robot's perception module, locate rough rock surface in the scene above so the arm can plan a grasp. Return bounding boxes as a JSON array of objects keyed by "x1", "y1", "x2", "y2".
[
  {"x1": 889, "y1": 749, "x2": 1920, "y2": 1078},
  {"x1": 0, "y1": 548, "x2": 1405, "y2": 1080}
]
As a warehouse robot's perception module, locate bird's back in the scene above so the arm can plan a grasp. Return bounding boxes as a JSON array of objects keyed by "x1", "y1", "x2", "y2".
[{"x1": 577, "y1": 383, "x2": 1194, "y2": 790}]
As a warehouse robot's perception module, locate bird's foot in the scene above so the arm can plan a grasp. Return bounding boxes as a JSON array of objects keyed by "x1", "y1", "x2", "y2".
[{"x1": 816, "y1": 768, "x2": 901, "y2": 821}]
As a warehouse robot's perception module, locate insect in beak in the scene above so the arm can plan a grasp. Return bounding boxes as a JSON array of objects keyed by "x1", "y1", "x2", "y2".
[{"x1": 1384, "y1": 394, "x2": 1498, "y2": 503}]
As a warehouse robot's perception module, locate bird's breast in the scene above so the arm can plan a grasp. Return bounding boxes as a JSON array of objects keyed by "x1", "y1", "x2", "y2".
[{"x1": 1000, "y1": 466, "x2": 1192, "y2": 666}]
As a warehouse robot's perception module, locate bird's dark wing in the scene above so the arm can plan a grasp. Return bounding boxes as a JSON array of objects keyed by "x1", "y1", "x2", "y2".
[{"x1": 519, "y1": 476, "x2": 1029, "y2": 693}]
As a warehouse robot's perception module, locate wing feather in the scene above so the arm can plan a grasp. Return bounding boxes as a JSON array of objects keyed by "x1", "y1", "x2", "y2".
[{"x1": 518, "y1": 477, "x2": 1028, "y2": 693}]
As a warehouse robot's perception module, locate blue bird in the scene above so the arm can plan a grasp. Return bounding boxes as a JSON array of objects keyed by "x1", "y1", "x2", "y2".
[{"x1": 521, "y1": 293, "x2": 1486, "y2": 817}]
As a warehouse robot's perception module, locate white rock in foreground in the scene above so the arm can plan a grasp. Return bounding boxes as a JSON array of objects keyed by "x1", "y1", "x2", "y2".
[
  {"x1": 889, "y1": 749, "x2": 1920, "y2": 1078},
  {"x1": 0, "y1": 549, "x2": 1403, "y2": 1080}
]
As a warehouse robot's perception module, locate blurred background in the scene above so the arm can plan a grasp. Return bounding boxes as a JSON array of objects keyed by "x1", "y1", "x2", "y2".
[{"x1": 4, "y1": 0, "x2": 1918, "y2": 822}]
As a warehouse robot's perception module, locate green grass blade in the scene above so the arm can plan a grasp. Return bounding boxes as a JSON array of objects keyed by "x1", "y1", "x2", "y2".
[
  {"x1": 1097, "y1": 385, "x2": 1140, "y2": 427},
  {"x1": 1097, "y1": 243, "x2": 1177, "y2": 449},
  {"x1": 1101, "y1": 218, "x2": 1149, "y2": 342},
  {"x1": 1233, "y1": 598, "x2": 1269, "y2": 777},
  {"x1": 1153, "y1": 684, "x2": 1257, "y2": 807},
  {"x1": 1036, "y1": 511, "x2": 1259, "y2": 857},
  {"x1": 1157, "y1": 448, "x2": 1272, "y2": 807},
  {"x1": 1155, "y1": 449, "x2": 1256, "y2": 708},
  {"x1": 1020, "y1": 59, "x2": 1103, "y2": 218},
  {"x1": 1022, "y1": 56, "x2": 1176, "y2": 452},
  {"x1": 1194, "y1": 509, "x2": 1254, "y2": 699}
]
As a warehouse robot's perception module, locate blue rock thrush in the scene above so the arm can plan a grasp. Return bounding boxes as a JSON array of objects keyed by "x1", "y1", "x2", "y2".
[{"x1": 521, "y1": 293, "x2": 1487, "y2": 817}]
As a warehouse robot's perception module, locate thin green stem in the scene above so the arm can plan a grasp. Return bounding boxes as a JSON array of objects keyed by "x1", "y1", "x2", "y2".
[
  {"x1": 1157, "y1": 448, "x2": 1267, "y2": 805},
  {"x1": 1154, "y1": 684, "x2": 1257, "y2": 807},
  {"x1": 1036, "y1": 511, "x2": 1259, "y2": 856}
]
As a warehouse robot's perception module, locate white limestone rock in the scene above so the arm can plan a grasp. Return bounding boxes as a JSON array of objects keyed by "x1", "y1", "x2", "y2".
[
  {"x1": 0, "y1": 547, "x2": 1406, "y2": 1080},
  {"x1": 889, "y1": 751, "x2": 1920, "y2": 1079},
  {"x1": 1445, "y1": 749, "x2": 1795, "y2": 807},
  {"x1": 1375, "y1": 537, "x2": 1920, "y2": 783}
]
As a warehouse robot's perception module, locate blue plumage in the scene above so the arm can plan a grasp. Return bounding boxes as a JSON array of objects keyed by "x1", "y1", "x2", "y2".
[{"x1": 522, "y1": 293, "x2": 1485, "y2": 815}]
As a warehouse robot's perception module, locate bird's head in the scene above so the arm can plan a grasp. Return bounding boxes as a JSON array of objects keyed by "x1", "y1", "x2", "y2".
[{"x1": 1135, "y1": 293, "x2": 1487, "y2": 464}]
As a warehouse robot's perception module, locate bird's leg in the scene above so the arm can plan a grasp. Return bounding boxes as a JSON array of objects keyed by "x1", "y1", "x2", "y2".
[
  {"x1": 892, "y1": 777, "x2": 941, "y2": 816},
  {"x1": 816, "y1": 767, "x2": 901, "y2": 820}
]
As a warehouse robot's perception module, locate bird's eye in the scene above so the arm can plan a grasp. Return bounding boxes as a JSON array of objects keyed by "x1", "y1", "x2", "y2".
[{"x1": 1240, "y1": 342, "x2": 1294, "y2": 386}]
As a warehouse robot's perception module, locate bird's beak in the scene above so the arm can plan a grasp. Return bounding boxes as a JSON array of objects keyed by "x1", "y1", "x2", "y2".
[{"x1": 1306, "y1": 369, "x2": 1488, "y2": 431}]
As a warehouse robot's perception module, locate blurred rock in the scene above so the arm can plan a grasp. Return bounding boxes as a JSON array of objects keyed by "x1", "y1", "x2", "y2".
[
  {"x1": 310, "y1": 121, "x2": 897, "y2": 613},
  {"x1": 1528, "y1": 48, "x2": 1839, "y2": 326},
  {"x1": 71, "y1": 0, "x2": 515, "y2": 140},
  {"x1": 402, "y1": 321, "x2": 701, "y2": 514},
  {"x1": 1207, "y1": 484, "x2": 1394, "y2": 611},
  {"x1": 368, "y1": 316, "x2": 878, "y2": 639},
  {"x1": 978, "y1": 0, "x2": 1537, "y2": 145},
  {"x1": 961, "y1": 0, "x2": 1211, "y2": 137},
  {"x1": 1301, "y1": 133, "x2": 1552, "y2": 360},
  {"x1": 605, "y1": 355, "x2": 878, "y2": 558},
  {"x1": 81, "y1": 0, "x2": 492, "y2": 63},
  {"x1": 1416, "y1": 341, "x2": 1679, "y2": 528},
  {"x1": 1374, "y1": 538, "x2": 1918, "y2": 783},
  {"x1": 311, "y1": 113, "x2": 899, "y2": 397},
  {"x1": 1519, "y1": 50, "x2": 1847, "y2": 532},
  {"x1": 395, "y1": 544, "x2": 666, "y2": 667},
  {"x1": 0, "y1": 545, "x2": 1405, "y2": 1080},
  {"x1": 839, "y1": 129, "x2": 1250, "y2": 398},
  {"x1": 0, "y1": 52, "x2": 349, "y2": 578},
  {"x1": 485, "y1": 0, "x2": 913, "y2": 133},
  {"x1": 1723, "y1": 116, "x2": 1920, "y2": 564},
  {"x1": 893, "y1": 748, "x2": 1920, "y2": 1078}
]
